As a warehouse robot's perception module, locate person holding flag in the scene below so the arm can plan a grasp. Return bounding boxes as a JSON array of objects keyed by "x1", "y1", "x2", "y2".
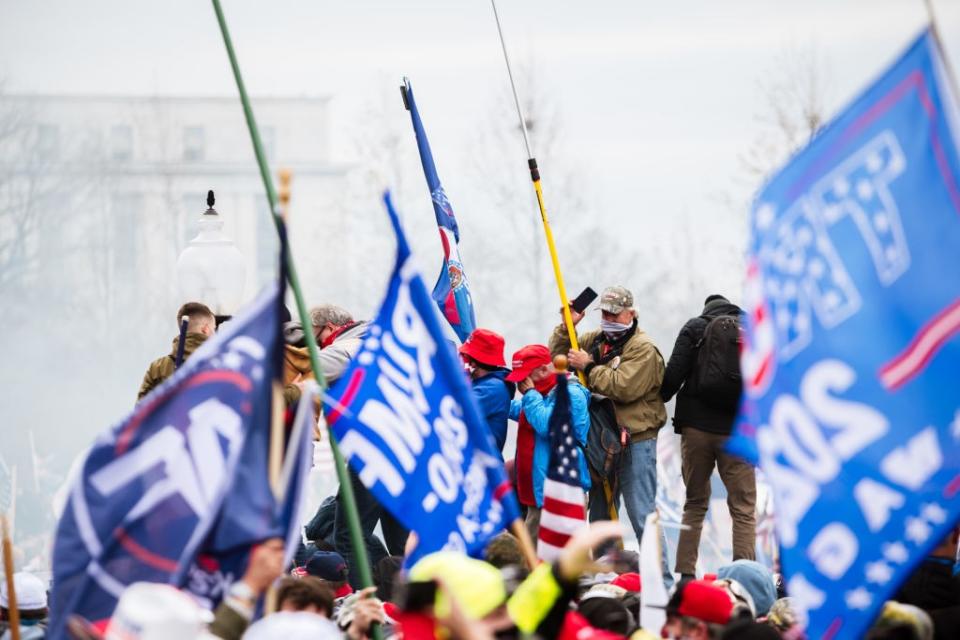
[
  {"x1": 323, "y1": 192, "x2": 522, "y2": 567},
  {"x1": 533, "y1": 355, "x2": 590, "y2": 563},
  {"x1": 506, "y1": 345, "x2": 591, "y2": 542},
  {"x1": 400, "y1": 77, "x2": 477, "y2": 342}
]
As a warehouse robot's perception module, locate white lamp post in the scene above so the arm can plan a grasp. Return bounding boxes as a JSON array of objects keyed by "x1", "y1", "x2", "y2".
[{"x1": 176, "y1": 190, "x2": 246, "y2": 322}]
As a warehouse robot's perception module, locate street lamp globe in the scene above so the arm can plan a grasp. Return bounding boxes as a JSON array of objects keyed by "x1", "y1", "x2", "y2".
[{"x1": 176, "y1": 190, "x2": 246, "y2": 319}]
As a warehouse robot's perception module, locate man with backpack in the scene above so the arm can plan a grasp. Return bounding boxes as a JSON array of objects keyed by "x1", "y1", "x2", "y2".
[{"x1": 660, "y1": 294, "x2": 756, "y2": 580}]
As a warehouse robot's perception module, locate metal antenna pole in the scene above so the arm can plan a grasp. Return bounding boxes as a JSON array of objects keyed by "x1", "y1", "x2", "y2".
[{"x1": 488, "y1": 0, "x2": 586, "y2": 385}]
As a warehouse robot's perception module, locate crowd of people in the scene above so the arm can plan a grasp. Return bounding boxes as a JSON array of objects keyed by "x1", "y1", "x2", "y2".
[{"x1": 2, "y1": 287, "x2": 958, "y2": 639}]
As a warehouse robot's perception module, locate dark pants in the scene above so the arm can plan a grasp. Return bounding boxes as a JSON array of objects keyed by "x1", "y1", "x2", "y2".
[
  {"x1": 675, "y1": 427, "x2": 757, "y2": 575},
  {"x1": 333, "y1": 466, "x2": 409, "y2": 589}
]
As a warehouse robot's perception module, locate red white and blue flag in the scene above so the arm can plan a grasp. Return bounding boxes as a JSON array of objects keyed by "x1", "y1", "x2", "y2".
[
  {"x1": 401, "y1": 78, "x2": 477, "y2": 343},
  {"x1": 537, "y1": 374, "x2": 587, "y2": 562}
]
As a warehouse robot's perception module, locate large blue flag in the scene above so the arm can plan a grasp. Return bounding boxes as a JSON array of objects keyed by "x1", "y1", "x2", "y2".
[
  {"x1": 324, "y1": 192, "x2": 519, "y2": 565},
  {"x1": 728, "y1": 30, "x2": 960, "y2": 639},
  {"x1": 401, "y1": 78, "x2": 477, "y2": 342},
  {"x1": 49, "y1": 284, "x2": 312, "y2": 631}
]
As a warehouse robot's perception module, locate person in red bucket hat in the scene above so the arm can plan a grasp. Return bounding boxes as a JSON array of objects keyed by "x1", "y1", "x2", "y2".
[{"x1": 459, "y1": 328, "x2": 515, "y2": 456}]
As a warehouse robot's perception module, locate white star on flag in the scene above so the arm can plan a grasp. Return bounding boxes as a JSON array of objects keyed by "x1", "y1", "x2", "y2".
[
  {"x1": 883, "y1": 542, "x2": 909, "y2": 564},
  {"x1": 222, "y1": 351, "x2": 244, "y2": 370},
  {"x1": 922, "y1": 503, "x2": 948, "y2": 524},
  {"x1": 845, "y1": 588, "x2": 872, "y2": 610},
  {"x1": 905, "y1": 517, "x2": 932, "y2": 544},
  {"x1": 951, "y1": 409, "x2": 960, "y2": 440},
  {"x1": 865, "y1": 561, "x2": 894, "y2": 585}
]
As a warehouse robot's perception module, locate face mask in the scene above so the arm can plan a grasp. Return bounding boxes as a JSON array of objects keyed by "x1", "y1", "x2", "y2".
[
  {"x1": 601, "y1": 318, "x2": 632, "y2": 336},
  {"x1": 461, "y1": 357, "x2": 476, "y2": 377},
  {"x1": 534, "y1": 374, "x2": 558, "y2": 395}
]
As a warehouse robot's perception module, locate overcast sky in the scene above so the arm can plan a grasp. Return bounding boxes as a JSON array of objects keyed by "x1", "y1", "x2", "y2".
[{"x1": 2, "y1": 0, "x2": 958, "y2": 244}]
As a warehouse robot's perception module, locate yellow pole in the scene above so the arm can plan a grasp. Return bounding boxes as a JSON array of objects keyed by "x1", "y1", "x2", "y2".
[{"x1": 490, "y1": 0, "x2": 585, "y2": 383}]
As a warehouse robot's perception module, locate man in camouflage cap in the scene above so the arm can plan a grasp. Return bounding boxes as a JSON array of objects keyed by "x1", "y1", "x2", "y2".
[{"x1": 548, "y1": 285, "x2": 668, "y2": 580}]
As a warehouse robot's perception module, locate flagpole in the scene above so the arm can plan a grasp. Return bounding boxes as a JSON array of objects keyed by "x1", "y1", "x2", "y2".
[
  {"x1": 924, "y1": 0, "x2": 960, "y2": 100},
  {"x1": 2, "y1": 515, "x2": 21, "y2": 640},
  {"x1": 209, "y1": 0, "x2": 379, "y2": 608},
  {"x1": 488, "y1": 0, "x2": 586, "y2": 385}
]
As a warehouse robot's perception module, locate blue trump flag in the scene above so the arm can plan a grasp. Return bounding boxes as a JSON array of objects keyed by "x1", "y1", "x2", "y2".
[
  {"x1": 728, "y1": 30, "x2": 960, "y2": 639},
  {"x1": 401, "y1": 78, "x2": 477, "y2": 342},
  {"x1": 49, "y1": 284, "x2": 313, "y2": 630},
  {"x1": 324, "y1": 192, "x2": 519, "y2": 565}
]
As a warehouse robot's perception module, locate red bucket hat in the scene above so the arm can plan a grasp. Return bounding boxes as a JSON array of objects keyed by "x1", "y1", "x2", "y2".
[
  {"x1": 459, "y1": 328, "x2": 506, "y2": 368},
  {"x1": 505, "y1": 345, "x2": 552, "y2": 382}
]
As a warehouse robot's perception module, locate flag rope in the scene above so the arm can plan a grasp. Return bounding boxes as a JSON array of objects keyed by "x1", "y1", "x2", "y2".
[{"x1": 209, "y1": 0, "x2": 380, "y2": 620}]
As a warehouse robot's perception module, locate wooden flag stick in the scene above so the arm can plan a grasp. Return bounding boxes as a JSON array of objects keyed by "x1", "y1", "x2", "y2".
[
  {"x1": 1, "y1": 515, "x2": 21, "y2": 640},
  {"x1": 509, "y1": 519, "x2": 539, "y2": 571}
]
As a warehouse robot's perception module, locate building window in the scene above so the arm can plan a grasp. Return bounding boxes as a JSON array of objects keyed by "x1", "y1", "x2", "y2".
[
  {"x1": 36, "y1": 124, "x2": 59, "y2": 161},
  {"x1": 255, "y1": 195, "x2": 277, "y2": 287},
  {"x1": 110, "y1": 125, "x2": 133, "y2": 162},
  {"x1": 261, "y1": 126, "x2": 276, "y2": 162},
  {"x1": 111, "y1": 192, "x2": 143, "y2": 273},
  {"x1": 183, "y1": 126, "x2": 205, "y2": 162},
  {"x1": 179, "y1": 192, "x2": 205, "y2": 252}
]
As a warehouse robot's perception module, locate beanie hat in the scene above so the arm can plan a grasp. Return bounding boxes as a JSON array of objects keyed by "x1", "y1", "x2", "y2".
[
  {"x1": 716, "y1": 560, "x2": 777, "y2": 616},
  {"x1": 409, "y1": 551, "x2": 506, "y2": 620},
  {"x1": 305, "y1": 550, "x2": 349, "y2": 583},
  {"x1": 704, "y1": 294, "x2": 728, "y2": 305}
]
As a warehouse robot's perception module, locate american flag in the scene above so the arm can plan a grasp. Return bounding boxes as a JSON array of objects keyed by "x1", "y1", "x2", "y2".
[{"x1": 537, "y1": 374, "x2": 587, "y2": 562}]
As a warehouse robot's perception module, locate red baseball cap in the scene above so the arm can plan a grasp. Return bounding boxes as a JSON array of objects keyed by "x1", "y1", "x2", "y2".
[
  {"x1": 610, "y1": 572, "x2": 641, "y2": 593},
  {"x1": 666, "y1": 579, "x2": 735, "y2": 625},
  {"x1": 506, "y1": 345, "x2": 552, "y2": 382},
  {"x1": 459, "y1": 328, "x2": 506, "y2": 368}
]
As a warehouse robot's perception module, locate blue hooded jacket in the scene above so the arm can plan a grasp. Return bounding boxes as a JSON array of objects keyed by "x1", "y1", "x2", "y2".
[
  {"x1": 472, "y1": 368, "x2": 515, "y2": 454},
  {"x1": 509, "y1": 378, "x2": 592, "y2": 507}
]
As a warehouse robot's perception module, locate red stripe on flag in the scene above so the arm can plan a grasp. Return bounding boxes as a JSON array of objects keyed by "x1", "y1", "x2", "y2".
[
  {"x1": 538, "y1": 525, "x2": 574, "y2": 548},
  {"x1": 326, "y1": 369, "x2": 366, "y2": 425},
  {"x1": 944, "y1": 473, "x2": 960, "y2": 499},
  {"x1": 878, "y1": 298, "x2": 960, "y2": 390},
  {"x1": 542, "y1": 496, "x2": 586, "y2": 520},
  {"x1": 493, "y1": 480, "x2": 513, "y2": 502},
  {"x1": 117, "y1": 370, "x2": 251, "y2": 455},
  {"x1": 115, "y1": 527, "x2": 179, "y2": 573}
]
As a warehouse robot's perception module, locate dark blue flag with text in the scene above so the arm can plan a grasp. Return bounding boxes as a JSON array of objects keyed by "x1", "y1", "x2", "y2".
[{"x1": 49, "y1": 285, "x2": 292, "y2": 632}]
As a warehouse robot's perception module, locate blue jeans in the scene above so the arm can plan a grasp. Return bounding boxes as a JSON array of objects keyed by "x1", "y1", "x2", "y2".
[{"x1": 619, "y1": 438, "x2": 674, "y2": 589}]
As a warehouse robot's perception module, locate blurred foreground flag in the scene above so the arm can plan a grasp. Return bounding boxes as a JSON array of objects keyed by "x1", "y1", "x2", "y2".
[
  {"x1": 728, "y1": 29, "x2": 960, "y2": 639},
  {"x1": 324, "y1": 192, "x2": 519, "y2": 566},
  {"x1": 49, "y1": 284, "x2": 309, "y2": 631},
  {"x1": 401, "y1": 78, "x2": 477, "y2": 342}
]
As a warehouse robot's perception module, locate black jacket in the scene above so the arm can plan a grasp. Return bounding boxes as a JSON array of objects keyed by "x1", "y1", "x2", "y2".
[{"x1": 660, "y1": 298, "x2": 742, "y2": 435}]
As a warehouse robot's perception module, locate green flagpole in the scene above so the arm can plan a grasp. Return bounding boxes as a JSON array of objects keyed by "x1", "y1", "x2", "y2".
[{"x1": 209, "y1": 0, "x2": 379, "y2": 605}]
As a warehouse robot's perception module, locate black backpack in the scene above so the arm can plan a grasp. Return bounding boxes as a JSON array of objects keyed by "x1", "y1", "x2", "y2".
[
  {"x1": 584, "y1": 396, "x2": 626, "y2": 492},
  {"x1": 694, "y1": 314, "x2": 743, "y2": 411}
]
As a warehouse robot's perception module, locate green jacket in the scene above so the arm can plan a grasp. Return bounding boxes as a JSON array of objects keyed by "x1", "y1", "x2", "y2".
[
  {"x1": 549, "y1": 321, "x2": 667, "y2": 439},
  {"x1": 137, "y1": 332, "x2": 208, "y2": 401}
]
